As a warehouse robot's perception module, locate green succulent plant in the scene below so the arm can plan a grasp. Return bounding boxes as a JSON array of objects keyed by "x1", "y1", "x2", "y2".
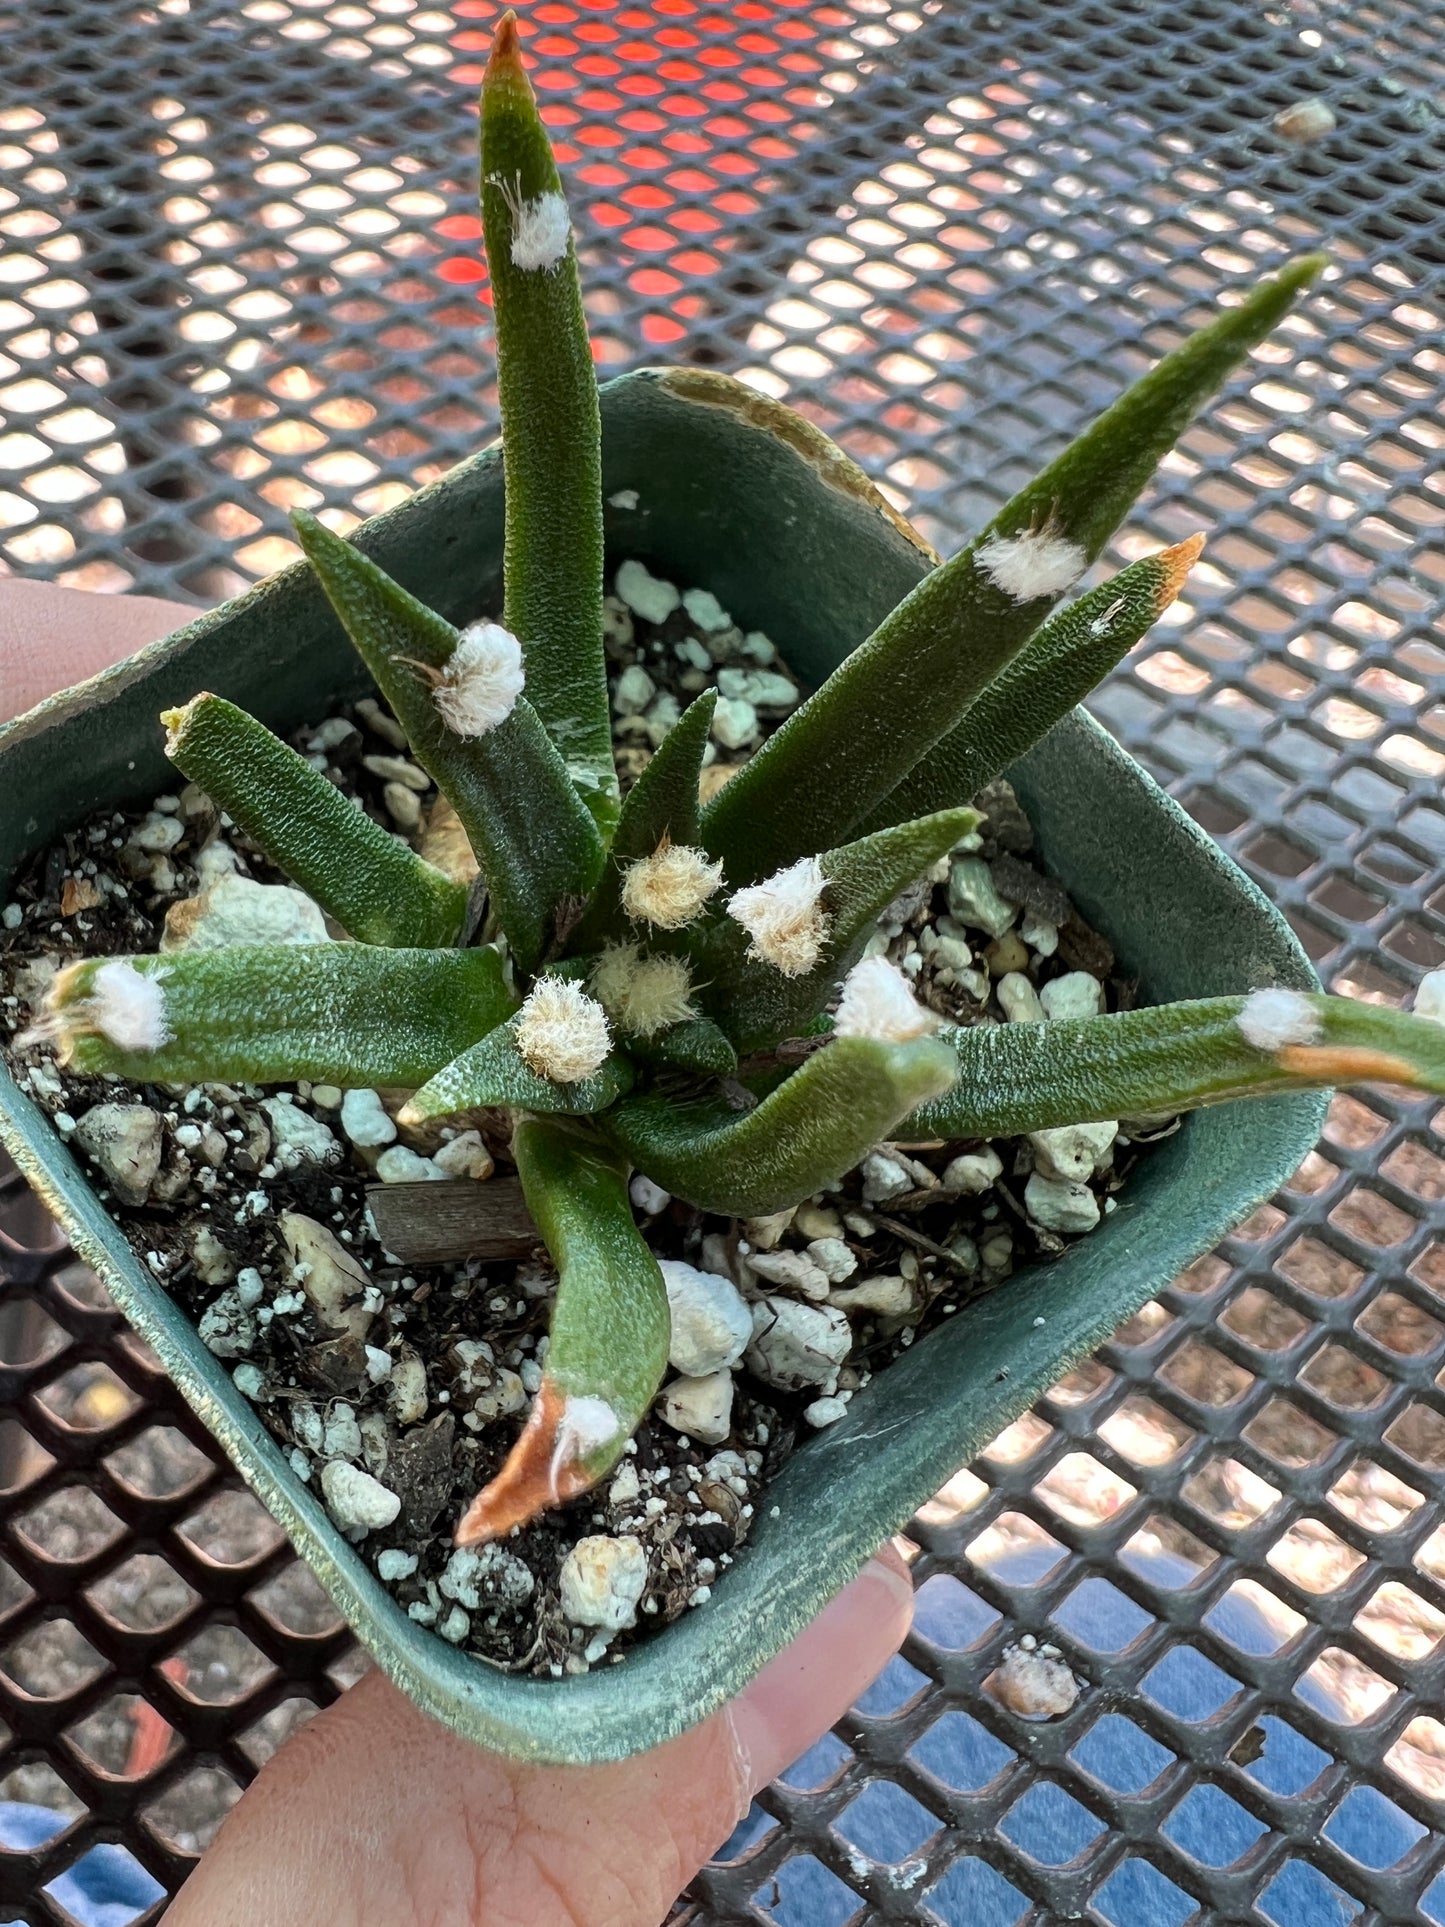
[{"x1": 37, "y1": 13, "x2": 1445, "y2": 1548}]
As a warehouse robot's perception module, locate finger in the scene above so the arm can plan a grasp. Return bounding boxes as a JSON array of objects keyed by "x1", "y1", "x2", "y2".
[
  {"x1": 167, "y1": 1547, "x2": 913, "y2": 1927},
  {"x1": 0, "y1": 578, "x2": 193, "y2": 724}
]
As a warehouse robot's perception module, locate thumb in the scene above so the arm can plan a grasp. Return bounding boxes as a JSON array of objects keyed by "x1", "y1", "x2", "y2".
[{"x1": 166, "y1": 1547, "x2": 913, "y2": 1927}]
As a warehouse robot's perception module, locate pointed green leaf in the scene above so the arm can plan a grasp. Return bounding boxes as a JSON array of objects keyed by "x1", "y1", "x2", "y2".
[
  {"x1": 692, "y1": 806, "x2": 977, "y2": 1053},
  {"x1": 866, "y1": 538, "x2": 1203, "y2": 830},
  {"x1": 903, "y1": 991, "x2": 1445, "y2": 1140},
  {"x1": 604, "y1": 1035, "x2": 957, "y2": 1217},
  {"x1": 293, "y1": 510, "x2": 603, "y2": 975},
  {"x1": 627, "y1": 1017, "x2": 737, "y2": 1078},
  {"x1": 161, "y1": 694, "x2": 465, "y2": 949},
  {"x1": 45, "y1": 944, "x2": 514, "y2": 1088},
  {"x1": 703, "y1": 255, "x2": 1326, "y2": 882},
  {"x1": 456, "y1": 1116, "x2": 668, "y2": 1542},
  {"x1": 567, "y1": 691, "x2": 717, "y2": 955},
  {"x1": 480, "y1": 18, "x2": 616, "y2": 836},
  {"x1": 402, "y1": 1015, "x2": 634, "y2": 1121}
]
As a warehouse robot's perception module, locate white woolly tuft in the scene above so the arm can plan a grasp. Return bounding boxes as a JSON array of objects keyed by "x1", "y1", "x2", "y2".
[
  {"x1": 591, "y1": 944, "x2": 697, "y2": 1038},
  {"x1": 433, "y1": 621, "x2": 526, "y2": 738},
  {"x1": 1415, "y1": 969, "x2": 1445, "y2": 1026},
  {"x1": 834, "y1": 955, "x2": 940, "y2": 1044},
  {"x1": 556, "y1": 1396, "x2": 621, "y2": 1458},
  {"x1": 620, "y1": 841, "x2": 723, "y2": 930},
  {"x1": 515, "y1": 977, "x2": 612, "y2": 1084},
  {"x1": 80, "y1": 959, "x2": 172, "y2": 1053},
  {"x1": 510, "y1": 190, "x2": 571, "y2": 271},
  {"x1": 727, "y1": 855, "x2": 830, "y2": 977},
  {"x1": 977, "y1": 526, "x2": 1086, "y2": 603},
  {"x1": 1237, "y1": 987, "x2": 1323, "y2": 1053}
]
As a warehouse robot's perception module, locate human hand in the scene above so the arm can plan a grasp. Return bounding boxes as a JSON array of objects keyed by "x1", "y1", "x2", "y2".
[{"x1": 1, "y1": 580, "x2": 915, "y2": 1927}]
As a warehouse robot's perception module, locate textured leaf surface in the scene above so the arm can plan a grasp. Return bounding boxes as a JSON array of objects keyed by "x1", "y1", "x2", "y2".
[
  {"x1": 605, "y1": 1035, "x2": 957, "y2": 1216},
  {"x1": 403, "y1": 1015, "x2": 634, "y2": 1120},
  {"x1": 163, "y1": 694, "x2": 465, "y2": 949},
  {"x1": 480, "y1": 17, "x2": 616, "y2": 835},
  {"x1": 702, "y1": 256, "x2": 1325, "y2": 882},
  {"x1": 627, "y1": 1017, "x2": 737, "y2": 1078},
  {"x1": 294, "y1": 511, "x2": 603, "y2": 975},
  {"x1": 869, "y1": 539, "x2": 1203, "y2": 829},
  {"x1": 904, "y1": 993, "x2": 1445, "y2": 1139},
  {"x1": 694, "y1": 806, "x2": 976, "y2": 1052},
  {"x1": 456, "y1": 1117, "x2": 668, "y2": 1544},
  {"x1": 50, "y1": 944, "x2": 514, "y2": 1088}
]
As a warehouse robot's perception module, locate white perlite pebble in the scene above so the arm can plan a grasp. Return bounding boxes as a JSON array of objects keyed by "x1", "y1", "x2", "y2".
[
  {"x1": 612, "y1": 663, "x2": 656, "y2": 715},
  {"x1": 807, "y1": 1238, "x2": 857, "y2": 1284},
  {"x1": 1416, "y1": 970, "x2": 1445, "y2": 1025},
  {"x1": 73, "y1": 1103, "x2": 163, "y2": 1206},
  {"x1": 829, "y1": 1273, "x2": 917, "y2": 1318},
  {"x1": 559, "y1": 1534, "x2": 648, "y2": 1632},
  {"x1": 261, "y1": 1098, "x2": 341, "y2": 1171},
  {"x1": 998, "y1": 972, "x2": 1045, "y2": 1024},
  {"x1": 630, "y1": 1173, "x2": 670, "y2": 1215},
  {"x1": 657, "y1": 1370, "x2": 734, "y2": 1445},
  {"x1": 746, "y1": 1297, "x2": 851, "y2": 1391},
  {"x1": 861, "y1": 1150, "x2": 913, "y2": 1204},
  {"x1": 324, "y1": 1405, "x2": 363, "y2": 1461},
  {"x1": 711, "y1": 696, "x2": 759, "y2": 751},
  {"x1": 1040, "y1": 971, "x2": 1106, "y2": 1022},
  {"x1": 682, "y1": 586, "x2": 732, "y2": 632},
  {"x1": 804, "y1": 1395, "x2": 849, "y2": 1428},
  {"x1": 1029, "y1": 1121, "x2": 1117, "y2": 1183},
  {"x1": 320, "y1": 1461, "x2": 400, "y2": 1534},
  {"x1": 433, "y1": 1130, "x2": 494, "y2": 1180},
  {"x1": 976, "y1": 526, "x2": 1086, "y2": 603},
  {"x1": 1236, "y1": 986, "x2": 1322, "y2": 1052},
  {"x1": 659, "y1": 1258, "x2": 753, "y2": 1376},
  {"x1": 192, "y1": 1226, "x2": 235, "y2": 1288},
  {"x1": 375, "y1": 1145, "x2": 445, "y2": 1184},
  {"x1": 941, "y1": 1146, "x2": 1003, "y2": 1195},
  {"x1": 990, "y1": 1644, "x2": 1081, "y2": 1719},
  {"x1": 947, "y1": 857, "x2": 1016, "y2": 937},
  {"x1": 1025, "y1": 1172, "x2": 1101, "y2": 1235},
  {"x1": 340, "y1": 1088, "x2": 396, "y2": 1149},
  {"x1": 746, "y1": 1247, "x2": 830, "y2": 1302},
  {"x1": 716, "y1": 666, "x2": 799, "y2": 711},
  {"x1": 616, "y1": 559, "x2": 681, "y2": 624},
  {"x1": 198, "y1": 1288, "x2": 256, "y2": 1359},
  {"x1": 161, "y1": 875, "x2": 328, "y2": 953},
  {"x1": 377, "y1": 1549, "x2": 418, "y2": 1583},
  {"x1": 440, "y1": 1543, "x2": 535, "y2": 1610}
]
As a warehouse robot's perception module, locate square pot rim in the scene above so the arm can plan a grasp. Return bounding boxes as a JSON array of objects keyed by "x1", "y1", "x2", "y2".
[{"x1": 0, "y1": 367, "x2": 1326, "y2": 1763}]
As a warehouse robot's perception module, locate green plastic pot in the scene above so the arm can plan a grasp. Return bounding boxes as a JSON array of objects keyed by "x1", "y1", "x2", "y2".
[{"x1": 0, "y1": 369, "x2": 1324, "y2": 1765}]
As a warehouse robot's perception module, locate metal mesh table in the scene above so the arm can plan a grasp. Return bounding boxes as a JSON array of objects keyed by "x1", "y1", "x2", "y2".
[{"x1": 2, "y1": 0, "x2": 1444, "y2": 1919}]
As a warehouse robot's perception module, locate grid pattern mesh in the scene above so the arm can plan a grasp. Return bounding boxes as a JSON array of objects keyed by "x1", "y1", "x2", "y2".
[{"x1": 0, "y1": 0, "x2": 1443, "y2": 1919}]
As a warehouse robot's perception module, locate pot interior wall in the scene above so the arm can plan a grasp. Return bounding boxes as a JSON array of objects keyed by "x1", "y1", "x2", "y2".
[{"x1": 0, "y1": 369, "x2": 1324, "y2": 1763}]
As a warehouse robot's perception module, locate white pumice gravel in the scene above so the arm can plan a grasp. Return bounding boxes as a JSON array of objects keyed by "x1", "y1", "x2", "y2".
[
  {"x1": 941, "y1": 1147, "x2": 1004, "y2": 1195},
  {"x1": 320, "y1": 1461, "x2": 400, "y2": 1534},
  {"x1": 615, "y1": 559, "x2": 681, "y2": 624},
  {"x1": 340, "y1": 1087, "x2": 397, "y2": 1150},
  {"x1": 375, "y1": 1145, "x2": 445, "y2": 1184},
  {"x1": 432, "y1": 1130, "x2": 493, "y2": 1180},
  {"x1": 73, "y1": 1103, "x2": 163, "y2": 1206},
  {"x1": 658, "y1": 1258, "x2": 753, "y2": 1376},
  {"x1": 559, "y1": 1535, "x2": 649, "y2": 1632},
  {"x1": 1028, "y1": 1121, "x2": 1117, "y2": 1183},
  {"x1": 803, "y1": 1395, "x2": 850, "y2": 1428},
  {"x1": 657, "y1": 1370, "x2": 734, "y2": 1444},
  {"x1": 947, "y1": 856, "x2": 1016, "y2": 937},
  {"x1": 161, "y1": 874, "x2": 328, "y2": 952},
  {"x1": 261, "y1": 1097, "x2": 341, "y2": 1171},
  {"x1": 1040, "y1": 970, "x2": 1107, "y2": 1021},
  {"x1": 997, "y1": 972, "x2": 1046, "y2": 1023},
  {"x1": 746, "y1": 1297, "x2": 852, "y2": 1392}
]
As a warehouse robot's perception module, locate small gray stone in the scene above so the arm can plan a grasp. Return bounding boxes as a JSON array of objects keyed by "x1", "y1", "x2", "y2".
[
  {"x1": 612, "y1": 663, "x2": 656, "y2": 715},
  {"x1": 947, "y1": 856, "x2": 1017, "y2": 937},
  {"x1": 806, "y1": 1238, "x2": 857, "y2": 1284},
  {"x1": 73, "y1": 1103, "x2": 163, "y2": 1206},
  {"x1": 433, "y1": 1130, "x2": 493, "y2": 1180},
  {"x1": 1024, "y1": 1173, "x2": 1101, "y2": 1234},
  {"x1": 860, "y1": 1151, "x2": 912, "y2": 1204}
]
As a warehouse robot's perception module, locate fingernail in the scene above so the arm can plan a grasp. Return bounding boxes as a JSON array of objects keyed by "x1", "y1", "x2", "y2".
[{"x1": 726, "y1": 1555, "x2": 914, "y2": 1793}]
